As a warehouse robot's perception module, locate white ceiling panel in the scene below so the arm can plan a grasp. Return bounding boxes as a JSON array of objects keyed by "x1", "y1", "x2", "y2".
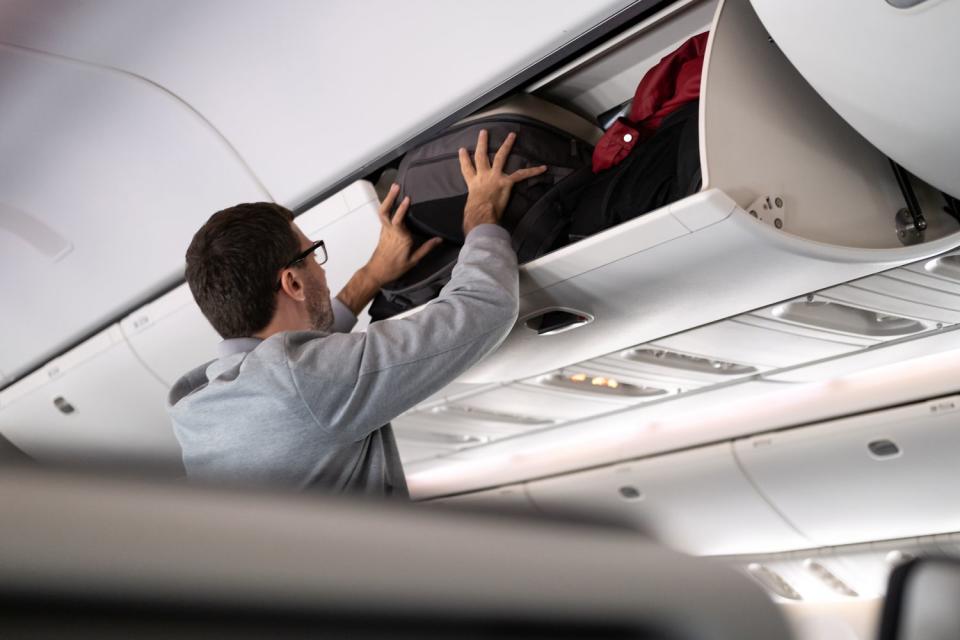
[
  {"x1": 0, "y1": 44, "x2": 268, "y2": 380},
  {"x1": 0, "y1": 0, "x2": 636, "y2": 206}
]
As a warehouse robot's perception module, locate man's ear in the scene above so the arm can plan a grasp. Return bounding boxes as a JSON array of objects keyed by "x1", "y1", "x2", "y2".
[{"x1": 278, "y1": 268, "x2": 307, "y2": 302}]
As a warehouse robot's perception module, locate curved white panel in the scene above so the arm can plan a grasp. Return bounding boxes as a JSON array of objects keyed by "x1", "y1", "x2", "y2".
[
  {"x1": 0, "y1": 45, "x2": 268, "y2": 381},
  {"x1": 749, "y1": 0, "x2": 960, "y2": 198},
  {"x1": 526, "y1": 443, "x2": 812, "y2": 555},
  {"x1": 701, "y1": 0, "x2": 949, "y2": 249},
  {"x1": 0, "y1": 0, "x2": 635, "y2": 206},
  {"x1": 734, "y1": 394, "x2": 960, "y2": 546},
  {"x1": 0, "y1": 326, "x2": 182, "y2": 468},
  {"x1": 120, "y1": 285, "x2": 220, "y2": 387},
  {"x1": 428, "y1": 484, "x2": 537, "y2": 513}
]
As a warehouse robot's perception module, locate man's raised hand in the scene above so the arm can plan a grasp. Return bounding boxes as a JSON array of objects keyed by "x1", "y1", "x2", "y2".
[{"x1": 458, "y1": 130, "x2": 547, "y2": 234}]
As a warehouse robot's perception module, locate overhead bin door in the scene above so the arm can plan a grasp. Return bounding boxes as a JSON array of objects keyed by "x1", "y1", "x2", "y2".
[
  {"x1": 525, "y1": 442, "x2": 812, "y2": 555},
  {"x1": 457, "y1": 0, "x2": 960, "y2": 384},
  {"x1": 0, "y1": 327, "x2": 182, "y2": 469},
  {"x1": 748, "y1": 0, "x2": 960, "y2": 198},
  {"x1": 0, "y1": 43, "x2": 268, "y2": 383},
  {"x1": 121, "y1": 284, "x2": 220, "y2": 387},
  {"x1": 733, "y1": 395, "x2": 960, "y2": 546},
  {"x1": 428, "y1": 484, "x2": 538, "y2": 514}
]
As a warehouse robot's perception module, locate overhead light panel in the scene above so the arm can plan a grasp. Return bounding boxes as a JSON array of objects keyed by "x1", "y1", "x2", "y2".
[
  {"x1": 540, "y1": 372, "x2": 667, "y2": 398},
  {"x1": 771, "y1": 299, "x2": 926, "y2": 337},
  {"x1": 621, "y1": 348, "x2": 757, "y2": 376}
]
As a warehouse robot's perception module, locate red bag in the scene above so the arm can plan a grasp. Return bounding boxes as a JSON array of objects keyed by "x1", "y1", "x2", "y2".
[{"x1": 592, "y1": 32, "x2": 709, "y2": 173}]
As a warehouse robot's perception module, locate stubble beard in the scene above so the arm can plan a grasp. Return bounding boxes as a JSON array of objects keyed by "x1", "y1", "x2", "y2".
[{"x1": 305, "y1": 273, "x2": 334, "y2": 333}]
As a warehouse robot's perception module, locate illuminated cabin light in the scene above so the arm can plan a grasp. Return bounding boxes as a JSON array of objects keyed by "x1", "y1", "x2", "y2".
[
  {"x1": 541, "y1": 372, "x2": 667, "y2": 398},
  {"x1": 621, "y1": 348, "x2": 757, "y2": 376}
]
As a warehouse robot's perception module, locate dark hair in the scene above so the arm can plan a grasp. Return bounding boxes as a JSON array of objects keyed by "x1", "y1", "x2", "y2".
[{"x1": 185, "y1": 202, "x2": 299, "y2": 338}]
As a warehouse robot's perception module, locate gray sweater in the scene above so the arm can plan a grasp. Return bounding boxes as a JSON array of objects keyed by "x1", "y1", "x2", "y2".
[{"x1": 167, "y1": 225, "x2": 518, "y2": 498}]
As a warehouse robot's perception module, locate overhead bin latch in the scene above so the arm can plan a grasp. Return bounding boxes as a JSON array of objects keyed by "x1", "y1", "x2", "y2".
[{"x1": 746, "y1": 194, "x2": 786, "y2": 230}]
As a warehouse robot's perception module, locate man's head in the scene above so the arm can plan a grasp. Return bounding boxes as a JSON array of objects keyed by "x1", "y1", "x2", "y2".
[{"x1": 185, "y1": 202, "x2": 333, "y2": 339}]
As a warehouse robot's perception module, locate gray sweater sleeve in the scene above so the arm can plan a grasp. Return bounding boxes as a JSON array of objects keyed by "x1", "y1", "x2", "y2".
[
  {"x1": 330, "y1": 298, "x2": 358, "y2": 334},
  {"x1": 282, "y1": 224, "x2": 519, "y2": 444}
]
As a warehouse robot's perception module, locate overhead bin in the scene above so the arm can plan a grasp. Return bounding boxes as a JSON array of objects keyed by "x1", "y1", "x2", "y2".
[
  {"x1": 525, "y1": 442, "x2": 812, "y2": 555},
  {"x1": 748, "y1": 0, "x2": 960, "y2": 199},
  {"x1": 121, "y1": 180, "x2": 382, "y2": 389},
  {"x1": 450, "y1": 0, "x2": 960, "y2": 384},
  {"x1": 0, "y1": 326, "x2": 182, "y2": 469},
  {"x1": 0, "y1": 43, "x2": 269, "y2": 383},
  {"x1": 120, "y1": 284, "x2": 220, "y2": 387},
  {"x1": 427, "y1": 484, "x2": 538, "y2": 514},
  {"x1": 733, "y1": 394, "x2": 960, "y2": 547}
]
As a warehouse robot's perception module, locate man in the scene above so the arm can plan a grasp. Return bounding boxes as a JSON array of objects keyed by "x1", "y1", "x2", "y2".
[{"x1": 168, "y1": 131, "x2": 545, "y2": 497}]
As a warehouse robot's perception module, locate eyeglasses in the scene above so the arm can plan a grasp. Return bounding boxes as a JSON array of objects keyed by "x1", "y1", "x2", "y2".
[{"x1": 275, "y1": 239, "x2": 327, "y2": 290}]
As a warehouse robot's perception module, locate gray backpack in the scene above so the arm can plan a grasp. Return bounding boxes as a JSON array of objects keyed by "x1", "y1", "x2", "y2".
[{"x1": 370, "y1": 102, "x2": 597, "y2": 321}]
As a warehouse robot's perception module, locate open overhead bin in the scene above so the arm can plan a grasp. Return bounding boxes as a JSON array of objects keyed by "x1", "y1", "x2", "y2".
[
  {"x1": 748, "y1": 0, "x2": 960, "y2": 200},
  {"x1": 447, "y1": 0, "x2": 960, "y2": 383}
]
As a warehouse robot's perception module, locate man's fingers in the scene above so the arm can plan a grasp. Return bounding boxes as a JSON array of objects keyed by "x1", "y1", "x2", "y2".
[
  {"x1": 391, "y1": 196, "x2": 411, "y2": 225},
  {"x1": 410, "y1": 237, "x2": 442, "y2": 265},
  {"x1": 474, "y1": 129, "x2": 490, "y2": 170},
  {"x1": 492, "y1": 132, "x2": 516, "y2": 172},
  {"x1": 378, "y1": 183, "x2": 400, "y2": 224},
  {"x1": 458, "y1": 147, "x2": 475, "y2": 180},
  {"x1": 509, "y1": 164, "x2": 548, "y2": 183}
]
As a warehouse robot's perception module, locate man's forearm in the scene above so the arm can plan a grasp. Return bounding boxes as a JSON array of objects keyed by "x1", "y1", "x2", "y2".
[{"x1": 336, "y1": 266, "x2": 383, "y2": 316}]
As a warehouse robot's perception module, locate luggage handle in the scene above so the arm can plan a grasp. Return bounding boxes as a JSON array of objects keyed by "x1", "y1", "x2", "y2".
[{"x1": 522, "y1": 308, "x2": 594, "y2": 336}]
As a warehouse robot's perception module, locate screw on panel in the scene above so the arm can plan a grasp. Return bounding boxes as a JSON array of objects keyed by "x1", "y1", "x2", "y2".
[
  {"x1": 774, "y1": 218, "x2": 783, "y2": 229},
  {"x1": 774, "y1": 197, "x2": 783, "y2": 208}
]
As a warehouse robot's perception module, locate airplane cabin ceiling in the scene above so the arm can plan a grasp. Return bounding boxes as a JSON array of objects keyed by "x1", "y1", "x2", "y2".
[{"x1": 0, "y1": 0, "x2": 637, "y2": 383}]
